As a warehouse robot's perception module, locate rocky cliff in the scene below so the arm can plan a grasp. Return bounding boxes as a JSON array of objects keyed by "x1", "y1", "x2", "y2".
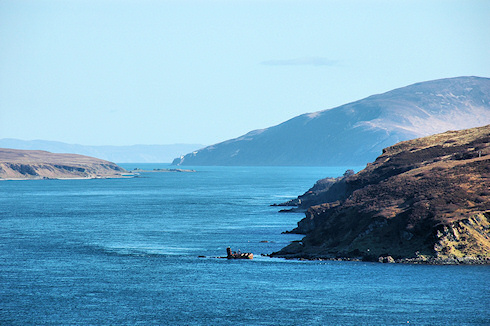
[
  {"x1": 272, "y1": 125, "x2": 490, "y2": 264},
  {"x1": 174, "y1": 76, "x2": 490, "y2": 166},
  {"x1": 0, "y1": 148, "x2": 128, "y2": 180}
]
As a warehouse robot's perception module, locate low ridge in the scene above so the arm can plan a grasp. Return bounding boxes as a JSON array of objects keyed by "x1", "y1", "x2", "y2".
[
  {"x1": 0, "y1": 139, "x2": 205, "y2": 163},
  {"x1": 0, "y1": 148, "x2": 128, "y2": 180}
]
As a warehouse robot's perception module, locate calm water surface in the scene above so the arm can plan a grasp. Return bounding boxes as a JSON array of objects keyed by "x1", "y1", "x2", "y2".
[{"x1": 1, "y1": 165, "x2": 488, "y2": 325}]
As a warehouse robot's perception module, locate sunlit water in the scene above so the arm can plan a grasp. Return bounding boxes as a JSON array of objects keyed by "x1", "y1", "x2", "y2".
[{"x1": 1, "y1": 165, "x2": 488, "y2": 325}]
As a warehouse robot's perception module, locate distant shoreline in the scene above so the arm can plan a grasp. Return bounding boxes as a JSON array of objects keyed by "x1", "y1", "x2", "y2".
[
  {"x1": 130, "y1": 168, "x2": 196, "y2": 173},
  {"x1": 0, "y1": 174, "x2": 135, "y2": 181}
]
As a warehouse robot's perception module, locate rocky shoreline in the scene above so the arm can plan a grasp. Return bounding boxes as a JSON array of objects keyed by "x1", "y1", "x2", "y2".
[
  {"x1": 0, "y1": 174, "x2": 133, "y2": 181},
  {"x1": 270, "y1": 251, "x2": 490, "y2": 265}
]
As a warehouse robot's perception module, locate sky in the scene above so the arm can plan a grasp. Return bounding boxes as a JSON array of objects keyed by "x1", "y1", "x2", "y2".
[{"x1": 0, "y1": 0, "x2": 489, "y2": 146}]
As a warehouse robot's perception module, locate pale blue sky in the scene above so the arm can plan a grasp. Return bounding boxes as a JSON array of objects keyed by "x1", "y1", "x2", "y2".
[{"x1": 0, "y1": 0, "x2": 489, "y2": 146}]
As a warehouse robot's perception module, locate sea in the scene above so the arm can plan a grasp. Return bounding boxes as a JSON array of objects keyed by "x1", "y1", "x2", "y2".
[{"x1": 1, "y1": 165, "x2": 489, "y2": 326}]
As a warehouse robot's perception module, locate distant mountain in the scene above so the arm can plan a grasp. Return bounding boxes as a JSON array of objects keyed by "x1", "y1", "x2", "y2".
[
  {"x1": 0, "y1": 148, "x2": 127, "y2": 180},
  {"x1": 173, "y1": 76, "x2": 490, "y2": 166},
  {"x1": 0, "y1": 139, "x2": 205, "y2": 163}
]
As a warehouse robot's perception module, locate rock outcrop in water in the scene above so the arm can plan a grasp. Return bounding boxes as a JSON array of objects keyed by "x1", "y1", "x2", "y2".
[
  {"x1": 0, "y1": 148, "x2": 128, "y2": 180},
  {"x1": 272, "y1": 125, "x2": 490, "y2": 264},
  {"x1": 174, "y1": 76, "x2": 490, "y2": 166},
  {"x1": 226, "y1": 247, "x2": 253, "y2": 260}
]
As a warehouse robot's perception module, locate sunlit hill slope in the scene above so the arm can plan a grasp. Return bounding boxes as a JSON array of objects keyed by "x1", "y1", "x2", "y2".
[{"x1": 174, "y1": 76, "x2": 490, "y2": 166}]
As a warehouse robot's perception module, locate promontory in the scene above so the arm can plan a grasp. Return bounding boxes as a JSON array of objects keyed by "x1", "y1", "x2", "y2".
[
  {"x1": 272, "y1": 125, "x2": 490, "y2": 264},
  {"x1": 0, "y1": 148, "x2": 128, "y2": 180}
]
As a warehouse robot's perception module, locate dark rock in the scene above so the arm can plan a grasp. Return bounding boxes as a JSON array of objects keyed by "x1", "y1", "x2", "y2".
[
  {"x1": 226, "y1": 247, "x2": 253, "y2": 260},
  {"x1": 378, "y1": 256, "x2": 395, "y2": 263}
]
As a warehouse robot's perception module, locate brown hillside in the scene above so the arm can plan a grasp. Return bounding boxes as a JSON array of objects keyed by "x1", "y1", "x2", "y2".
[
  {"x1": 272, "y1": 125, "x2": 490, "y2": 264},
  {"x1": 0, "y1": 148, "x2": 127, "y2": 180}
]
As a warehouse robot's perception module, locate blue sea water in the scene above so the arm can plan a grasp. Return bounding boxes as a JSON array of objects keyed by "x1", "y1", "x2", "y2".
[{"x1": 0, "y1": 165, "x2": 489, "y2": 325}]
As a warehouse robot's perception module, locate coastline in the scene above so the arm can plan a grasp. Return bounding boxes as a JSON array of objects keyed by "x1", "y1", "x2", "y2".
[
  {"x1": 269, "y1": 253, "x2": 490, "y2": 265},
  {"x1": 129, "y1": 168, "x2": 196, "y2": 173},
  {"x1": 0, "y1": 174, "x2": 135, "y2": 181}
]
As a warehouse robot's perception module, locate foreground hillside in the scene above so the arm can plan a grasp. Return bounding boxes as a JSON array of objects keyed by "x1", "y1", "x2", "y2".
[
  {"x1": 272, "y1": 125, "x2": 490, "y2": 264},
  {"x1": 174, "y1": 76, "x2": 490, "y2": 166},
  {"x1": 0, "y1": 148, "x2": 127, "y2": 180}
]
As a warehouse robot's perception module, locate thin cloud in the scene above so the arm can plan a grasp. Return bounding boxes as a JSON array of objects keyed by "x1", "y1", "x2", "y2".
[{"x1": 261, "y1": 57, "x2": 338, "y2": 67}]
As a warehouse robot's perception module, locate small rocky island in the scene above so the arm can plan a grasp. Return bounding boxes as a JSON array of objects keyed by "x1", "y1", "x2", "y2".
[
  {"x1": 272, "y1": 125, "x2": 490, "y2": 264},
  {"x1": 0, "y1": 148, "x2": 129, "y2": 180}
]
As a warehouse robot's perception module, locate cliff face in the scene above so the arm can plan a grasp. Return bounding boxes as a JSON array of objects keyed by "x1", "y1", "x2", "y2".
[
  {"x1": 272, "y1": 125, "x2": 490, "y2": 264},
  {"x1": 0, "y1": 148, "x2": 127, "y2": 180},
  {"x1": 174, "y1": 76, "x2": 490, "y2": 166}
]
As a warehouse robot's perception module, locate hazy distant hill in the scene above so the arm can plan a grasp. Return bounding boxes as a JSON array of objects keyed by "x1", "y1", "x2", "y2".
[
  {"x1": 173, "y1": 76, "x2": 490, "y2": 166},
  {"x1": 0, "y1": 139, "x2": 205, "y2": 163}
]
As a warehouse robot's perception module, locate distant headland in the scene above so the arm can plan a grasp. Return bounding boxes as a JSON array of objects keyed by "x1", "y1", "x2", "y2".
[{"x1": 0, "y1": 148, "x2": 130, "y2": 180}]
